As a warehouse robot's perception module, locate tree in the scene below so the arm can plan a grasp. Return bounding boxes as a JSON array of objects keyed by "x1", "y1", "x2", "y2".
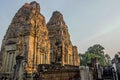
[
  {"x1": 80, "y1": 53, "x2": 107, "y2": 66},
  {"x1": 118, "y1": 52, "x2": 120, "y2": 55},
  {"x1": 105, "y1": 54, "x2": 111, "y2": 65},
  {"x1": 112, "y1": 53, "x2": 120, "y2": 64},
  {"x1": 115, "y1": 54, "x2": 119, "y2": 59},
  {"x1": 86, "y1": 44, "x2": 104, "y2": 55},
  {"x1": 80, "y1": 44, "x2": 107, "y2": 66},
  {"x1": 79, "y1": 53, "x2": 99, "y2": 66}
]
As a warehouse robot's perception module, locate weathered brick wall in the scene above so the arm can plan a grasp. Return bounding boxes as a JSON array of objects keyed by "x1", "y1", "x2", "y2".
[{"x1": 32, "y1": 69, "x2": 80, "y2": 80}]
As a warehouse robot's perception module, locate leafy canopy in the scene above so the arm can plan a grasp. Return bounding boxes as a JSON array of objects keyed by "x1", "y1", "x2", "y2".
[
  {"x1": 80, "y1": 44, "x2": 110, "y2": 66},
  {"x1": 86, "y1": 44, "x2": 104, "y2": 54}
]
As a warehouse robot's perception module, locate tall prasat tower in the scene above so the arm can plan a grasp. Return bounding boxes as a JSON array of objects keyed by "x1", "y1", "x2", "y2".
[
  {"x1": 0, "y1": 1, "x2": 80, "y2": 80},
  {"x1": 47, "y1": 11, "x2": 80, "y2": 66},
  {"x1": 0, "y1": 1, "x2": 50, "y2": 79}
]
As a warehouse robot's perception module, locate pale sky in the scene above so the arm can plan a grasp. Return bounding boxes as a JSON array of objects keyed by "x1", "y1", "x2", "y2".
[{"x1": 0, "y1": 0, "x2": 120, "y2": 59}]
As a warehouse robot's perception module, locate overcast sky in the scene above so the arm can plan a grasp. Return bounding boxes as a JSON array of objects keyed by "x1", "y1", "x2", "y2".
[{"x1": 0, "y1": 0, "x2": 120, "y2": 59}]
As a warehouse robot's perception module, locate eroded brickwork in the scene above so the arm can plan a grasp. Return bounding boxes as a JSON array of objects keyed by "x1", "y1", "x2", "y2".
[
  {"x1": 0, "y1": 1, "x2": 50, "y2": 79},
  {"x1": 47, "y1": 11, "x2": 80, "y2": 66},
  {"x1": 0, "y1": 1, "x2": 80, "y2": 80}
]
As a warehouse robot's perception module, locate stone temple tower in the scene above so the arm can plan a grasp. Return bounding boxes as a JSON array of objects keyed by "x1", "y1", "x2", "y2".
[
  {"x1": 47, "y1": 11, "x2": 80, "y2": 66},
  {"x1": 0, "y1": 1, "x2": 50, "y2": 79}
]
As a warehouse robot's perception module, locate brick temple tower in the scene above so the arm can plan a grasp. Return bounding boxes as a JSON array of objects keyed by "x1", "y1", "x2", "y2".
[
  {"x1": 47, "y1": 11, "x2": 80, "y2": 66},
  {"x1": 0, "y1": 1, "x2": 50, "y2": 79},
  {"x1": 0, "y1": 1, "x2": 80, "y2": 80}
]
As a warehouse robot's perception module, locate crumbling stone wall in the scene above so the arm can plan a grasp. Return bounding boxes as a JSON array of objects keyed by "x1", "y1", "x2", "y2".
[
  {"x1": 73, "y1": 46, "x2": 80, "y2": 66},
  {"x1": 47, "y1": 11, "x2": 80, "y2": 66},
  {"x1": 0, "y1": 1, "x2": 50, "y2": 79},
  {"x1": 0, "y1": 1, "x2": 80, "y2": 80}
]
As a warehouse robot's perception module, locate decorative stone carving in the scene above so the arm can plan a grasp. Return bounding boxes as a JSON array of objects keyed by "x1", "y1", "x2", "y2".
[
  {"x1": 0, "y1": 1, "x2": 80, "y2": 80},
  {"x1": 47, "y1": 11, "x2": 80, "y2": 66},
  {"x1": 72, "y1": 46, "x2": 80, "y2": 66},
  {"x1": 6, "y1": 44, "x2": 16, "y2": 51},
  {"x1": 0, "y1": 1, "x2": 50, "y2": 79}
]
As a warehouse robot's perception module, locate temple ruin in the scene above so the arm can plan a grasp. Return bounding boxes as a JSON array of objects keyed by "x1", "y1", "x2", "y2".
[
  {"x1": 0, "y1": 1, "x2": 80, "y2": 80},
  {"x1": 47, "y1": 11, "x2": 80, "y2": 66}
]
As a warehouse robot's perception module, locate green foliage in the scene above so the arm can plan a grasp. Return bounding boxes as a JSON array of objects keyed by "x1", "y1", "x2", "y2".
[
  {"x1": 79, "y1": 44, "x2": 110, "y2": 66},
  {"x1": 86, "y1": 44, "x2": 104, "y2": 54},
  {"x1": 105, "y1": 54, "x2": 111, "y2": 65},
  {"x1": 80, "y1": 53, "x2": 98, "y2": 66},
  {"x1": 98, "y1": 54, "x2": 107, "y2": 66},
  {"x1": 80, "y1": 53, "x2": 107, "y2": 66}
]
